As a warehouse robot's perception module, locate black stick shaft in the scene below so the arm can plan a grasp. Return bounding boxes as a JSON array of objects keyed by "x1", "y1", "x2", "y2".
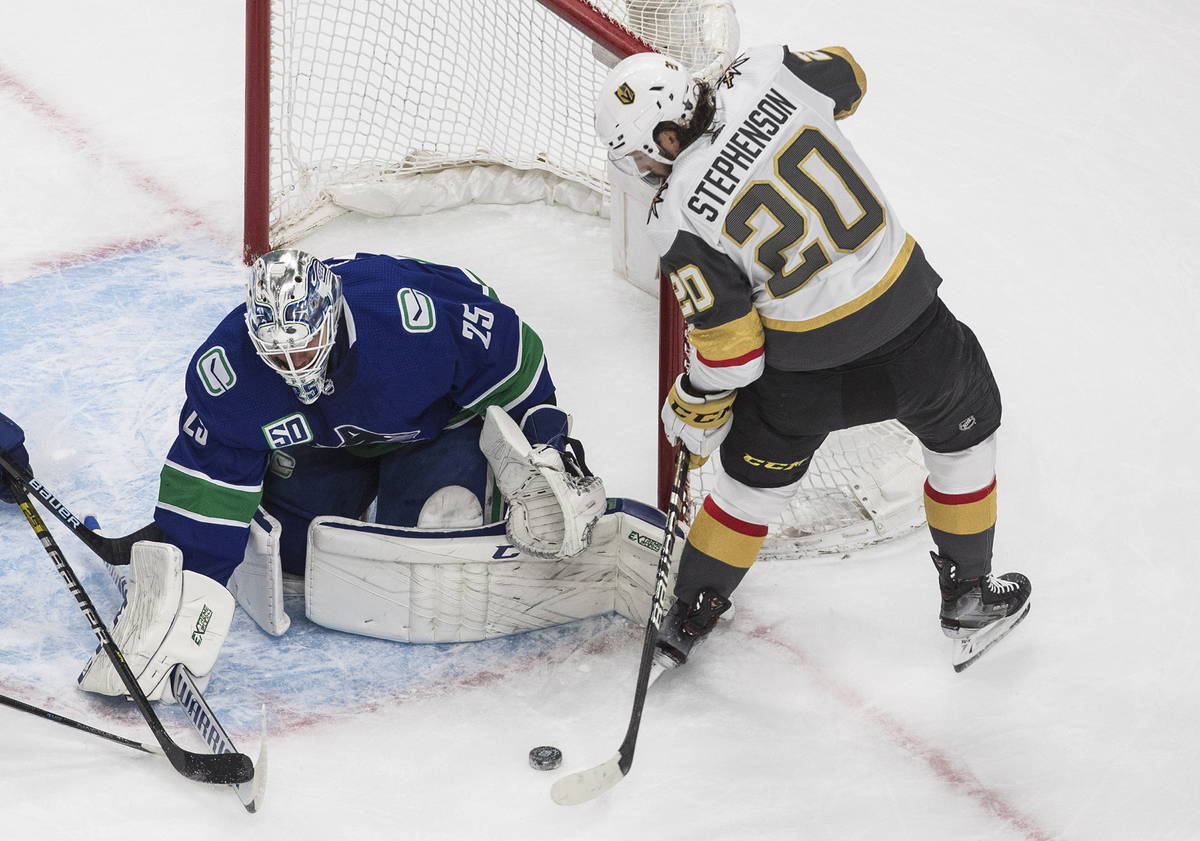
[
  {"x1": 616, "y1": 445, "x2": 690, "y2": 775},
  {"x1": 0, "y1": 692, "x2": 157, "y2": 754},
  {"x1": 1, "y1": 456, "x2": 157, "y2": 565},
  {"x1": 1, "y1": 462, "x2": 253, "y2": 785}
]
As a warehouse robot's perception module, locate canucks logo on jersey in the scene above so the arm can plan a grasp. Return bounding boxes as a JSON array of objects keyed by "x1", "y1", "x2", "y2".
[{"x1": 154, "y1": 252, "x2": 558, "y2": 584}]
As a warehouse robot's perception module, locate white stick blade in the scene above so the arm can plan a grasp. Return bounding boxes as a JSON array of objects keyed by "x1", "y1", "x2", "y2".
[
  {"x1": 235, "y1": 706, "x2": 269, "y2": 813},
  {"x1": 550, "y1": 752, "x2": 625, "y2": 806}
]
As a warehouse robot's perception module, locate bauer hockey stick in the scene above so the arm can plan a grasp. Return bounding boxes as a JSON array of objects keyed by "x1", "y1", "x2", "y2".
[
  {"x1": 0, "y1": 453, "x2": 157, "y2": 566},
  {"x1": 550, "y1": 445, "x2": 690, "y2": 806},
  {"x1": 2, "y1": 470, "x2": 254, "y2": 786},
  {"x1": 0, "y1": 691, "x2": 160, "y2": 755}
]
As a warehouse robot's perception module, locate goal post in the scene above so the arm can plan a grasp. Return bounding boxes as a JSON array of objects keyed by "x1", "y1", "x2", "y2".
[{"x1": 242, "y1": 0, "x2": 926, "y2": 558}]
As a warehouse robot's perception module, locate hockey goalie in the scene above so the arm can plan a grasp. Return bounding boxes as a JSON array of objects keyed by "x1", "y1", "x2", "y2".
[{"x1": 74, "y1": 249, "x2": 676, "y2": 702}]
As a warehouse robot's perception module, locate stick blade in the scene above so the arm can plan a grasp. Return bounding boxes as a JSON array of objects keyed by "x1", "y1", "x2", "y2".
[
  {"x1": 550, "y1": 752, "x2": 626, "y2": 806},
  {"x1": 234, "y1": 707, "x2": 269, "y2": 813},
  {"x1": 170, "y1": 746, "x2": 256, "y2": 785}
]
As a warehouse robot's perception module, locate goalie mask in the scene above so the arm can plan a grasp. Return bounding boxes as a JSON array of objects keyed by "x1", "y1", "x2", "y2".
[
  {"x1": 594, "y1": 52, "x2": 698, "y2": 183},
  {"x1": 245, "y1": 249, "x2": 343, "y2": 404}
]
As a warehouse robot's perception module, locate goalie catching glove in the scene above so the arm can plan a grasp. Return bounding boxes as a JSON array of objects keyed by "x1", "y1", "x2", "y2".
[
  {"x1": 662, "y1": 374, "x2": 736, "y2": 467},
  {"x1": 77, "y1": 541, "x2": 234, "y2": 703},
  {"x1": 480, "y1": 405, "x2": 606, "y2": 559}
]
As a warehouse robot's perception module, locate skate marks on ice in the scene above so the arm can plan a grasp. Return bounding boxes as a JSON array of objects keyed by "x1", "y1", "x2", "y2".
[
  {"x1": 734, "y1": 619, "x2": 1054, "y2": 841},
  {"x1": 0, "y1": 571, "x2": 634, "y2": 744}
]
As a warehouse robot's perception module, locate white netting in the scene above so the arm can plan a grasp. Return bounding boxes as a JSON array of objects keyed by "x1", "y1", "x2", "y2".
[
  {"x1": 267, "y1": 0, "x2": 738, "y2": 245},
  {"x1": 688, "y1": 421, "x2": 928, "y2": 560},
  {"x1": 263, "y1": 0, "x2": 925, "y2": 556}
]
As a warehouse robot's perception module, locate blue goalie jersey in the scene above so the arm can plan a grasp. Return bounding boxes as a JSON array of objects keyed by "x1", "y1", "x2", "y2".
[{"x1": 155, "y1": 253, "x2": 556, "y2": 583}]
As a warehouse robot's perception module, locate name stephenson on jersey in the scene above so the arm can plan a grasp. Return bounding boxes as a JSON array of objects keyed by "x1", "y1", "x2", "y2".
[
  {"x1": 155, "y1": 253, "x2": 556, "y2": 582},
  {"x1": 649, "y1": 45, "x2": 943, "y2": 392}
]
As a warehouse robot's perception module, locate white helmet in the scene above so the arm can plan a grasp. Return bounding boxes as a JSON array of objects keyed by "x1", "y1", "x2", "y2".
[
  {"x1": 245, "y1": 249, "x2": 343, "y2": 404},
  {"x1": 594, "y1": 52, "x2": 698, "y2": 181}
]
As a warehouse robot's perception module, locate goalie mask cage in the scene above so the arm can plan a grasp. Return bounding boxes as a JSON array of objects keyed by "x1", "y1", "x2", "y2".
[{"x1": 243, "y1": 0, "x2": 926, "y2": 559}]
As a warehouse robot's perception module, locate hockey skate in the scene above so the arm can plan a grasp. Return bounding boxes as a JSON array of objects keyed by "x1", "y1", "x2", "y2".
[
  {"x1": 651, "y1": 588, "x2": 732, "y2": 676},
  {"x1": 932, "y1": 552, "x2": 1031, "y2": 672}
]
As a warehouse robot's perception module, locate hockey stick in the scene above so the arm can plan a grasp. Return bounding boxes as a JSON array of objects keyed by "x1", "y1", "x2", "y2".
[
  {"x1": 550, "y1": 445, "x2": 690, "y2": 806},
  {"x1": 101, "y1": 563, "x2": 268, "y2": 811},
  {"x1": 172, "y1": 666, "x2": 269, "y2": 813},
  {"x1": 103, "y1": 557, "x2": 268, "y2": 812},
  {"x1": 0, "y1": 691, "x2": 160, "y2": 755},
  {"x1": 3, "y1": 471, "x2": 254, "y2": 786},
  {"x1": 0, "y1": 453, "x2": 156, "y2": 566}
]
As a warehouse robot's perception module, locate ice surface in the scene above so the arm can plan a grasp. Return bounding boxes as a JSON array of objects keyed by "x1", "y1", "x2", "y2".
[{"x1": 1, "y1": 1, "x2": 1198, "y2": 839}]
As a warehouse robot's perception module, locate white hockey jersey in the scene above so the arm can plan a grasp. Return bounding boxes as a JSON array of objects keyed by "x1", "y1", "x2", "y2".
[{"x1": 646, "y1": 45, "x2": 943, "y2": 392}]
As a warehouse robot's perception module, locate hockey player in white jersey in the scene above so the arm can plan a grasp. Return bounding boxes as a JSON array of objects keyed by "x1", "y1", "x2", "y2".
[{"x1": 595, "y1": 47, "x2": 1031, "y2": 671}]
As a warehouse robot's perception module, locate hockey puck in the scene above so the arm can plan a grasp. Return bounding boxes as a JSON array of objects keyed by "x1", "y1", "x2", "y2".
[{"x1": 528, "y1": 745, "x2": 562, "y2": 771}]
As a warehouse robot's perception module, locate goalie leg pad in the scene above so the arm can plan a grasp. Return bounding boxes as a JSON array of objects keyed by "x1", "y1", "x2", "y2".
[
  {"x1": 588, "y1": 499, "x2": 684, "y2": 625},
  {"x1": 77, "y1": 541, "x2": 235, "y2": 703},
  {"x1": 303, "y1": 498, "x2": 681, "y2": 642},
  {"x1": 227, "y1": 507, "x2": 292, "y2": 636},
  {"x1": 480, "y1": 405, "x2": 606, "y2": 559},
  {"x1": 305, "y1": 517, "x2": 617, "y2": 642}
]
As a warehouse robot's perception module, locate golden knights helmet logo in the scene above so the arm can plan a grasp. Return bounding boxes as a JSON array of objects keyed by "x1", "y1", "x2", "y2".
[{"x1": 615, "y1": 82, "x2": 636, "y2": 105}]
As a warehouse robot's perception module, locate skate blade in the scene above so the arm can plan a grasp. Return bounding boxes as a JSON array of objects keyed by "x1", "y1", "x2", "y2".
[
  {"x1": 649, "y1": 651, "x2": 678, "y2": 686},
  {"x1": 951, "y1": 599, "x2": 1031, "y2": 673}
]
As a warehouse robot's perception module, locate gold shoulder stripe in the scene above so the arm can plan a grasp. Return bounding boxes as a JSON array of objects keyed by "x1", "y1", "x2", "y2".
[
  {"x1": 689, "y1": 309, "x2": 765, "y2": 362},
  {"x1": 821, "y1": 46, "x2": 868, "y2": 118},
  {"x1": 760, "y1": 235, "x2": 914, "y2": 333}
]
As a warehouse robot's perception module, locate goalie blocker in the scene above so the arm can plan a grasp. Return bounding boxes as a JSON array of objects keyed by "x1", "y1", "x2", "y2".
[
  {"x1": 77, "y1": 541, "x2": 234, "y2": 702},
  {"x1": 228, "y1": 498, "x2": 682, "y2": 643}
]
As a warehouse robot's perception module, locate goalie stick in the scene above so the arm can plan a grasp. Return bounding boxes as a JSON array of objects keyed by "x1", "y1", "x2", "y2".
[
  {"x1": 172, "y1": 666, "x2": 269, "y2": 813},
  {"x1": 1, "y1": 456, "x2": 254, "y2": 787},
  {"x1": 19, "y1": 456, "x2": 267, "y2": 807},
  {"x1": 103, "y1": 566, "x2": 269, "y2": 813},
  {"x1": 550, "y1": 445, "x2": 689, "y2": 806}
]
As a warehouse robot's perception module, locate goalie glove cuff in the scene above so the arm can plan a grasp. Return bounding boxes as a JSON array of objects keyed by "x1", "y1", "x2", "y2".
[{"x1": 519, "y1": 404, "x2": 570, "y2": 451}]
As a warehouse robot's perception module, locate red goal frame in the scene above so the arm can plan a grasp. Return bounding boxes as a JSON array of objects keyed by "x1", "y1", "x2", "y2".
[{"x1": 242, "y1": 0, "x2": 684, "y2": 512}]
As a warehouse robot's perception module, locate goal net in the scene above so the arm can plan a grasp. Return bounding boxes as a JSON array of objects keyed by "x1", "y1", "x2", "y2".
[
  {"x1": 244, "y1": 0, "x2": 736, "y2": 254},
  {"x1": 244, "y1": 0, "x2": 927, "y2": 557}
]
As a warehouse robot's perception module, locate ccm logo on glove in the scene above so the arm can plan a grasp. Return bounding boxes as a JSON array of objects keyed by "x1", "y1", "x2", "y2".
[{"x1": 666, "y1": 379, "x2": 735, "y2": 428}]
